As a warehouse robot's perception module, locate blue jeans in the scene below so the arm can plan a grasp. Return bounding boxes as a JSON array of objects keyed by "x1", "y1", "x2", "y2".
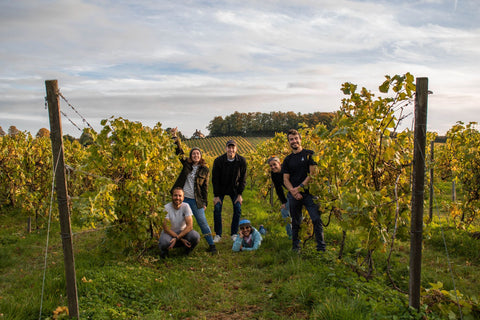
[
  {"x1": 184, "y1": 197, "x2": 214, "y2": 246},
  {"x1": 213, "y1": 194, "x2": 242, "y2": 237},
  {"x1": 288, "y1": 192, "x2": 325, "y2": 251},
  {"x1": 281, "y1": 199, "x2": 293, "y2": 238}
]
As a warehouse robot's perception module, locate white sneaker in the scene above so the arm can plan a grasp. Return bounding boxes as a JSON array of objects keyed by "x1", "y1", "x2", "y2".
[
  {"x1": 213, "y1": 235, "x2": 222, "y2": 243},
  {"x1": 231, "y1": 234, "x2": 238, "y2": 242}
]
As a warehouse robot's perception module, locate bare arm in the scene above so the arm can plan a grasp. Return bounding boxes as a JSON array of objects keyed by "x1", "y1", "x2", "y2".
[
  {"x1": 284, "y1": 173, "x2": 302, "y2": 200},
  {"x1": 177, "y1": 215, "x2": 193, "y2": 239}
]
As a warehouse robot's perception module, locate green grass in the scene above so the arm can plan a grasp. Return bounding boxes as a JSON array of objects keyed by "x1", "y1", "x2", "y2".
[{"x1": 1, "y1": 187, "x2": 479, "y2": 319}]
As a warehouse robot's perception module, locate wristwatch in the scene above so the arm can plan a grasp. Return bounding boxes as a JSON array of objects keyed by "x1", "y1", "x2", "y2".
[{"x1": 299, "y1": 183, "x2": 304, "y2": 188}]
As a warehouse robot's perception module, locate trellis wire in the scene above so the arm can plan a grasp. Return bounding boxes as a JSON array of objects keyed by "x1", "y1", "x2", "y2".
[{"x1": 38, "y1": 146, "x2": 62, "y2": 320}]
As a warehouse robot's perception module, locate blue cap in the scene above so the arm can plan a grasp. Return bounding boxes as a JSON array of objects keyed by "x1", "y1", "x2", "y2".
[{"x1": 239, "y1": 219, "x2": 251, "y2": 226}]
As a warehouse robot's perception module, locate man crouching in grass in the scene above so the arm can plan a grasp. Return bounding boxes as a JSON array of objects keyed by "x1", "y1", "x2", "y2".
[{"x1": 159, "y1": 187, "x2": 200, "y2": 258}]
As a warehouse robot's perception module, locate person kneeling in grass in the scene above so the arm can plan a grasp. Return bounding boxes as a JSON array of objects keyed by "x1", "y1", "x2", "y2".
[
  {"x1": 159, "y1": 187, "x2": 200, "y2": 258},
  {"x1": 232, "y1": 219, "x2": 262, "y2": 252}
]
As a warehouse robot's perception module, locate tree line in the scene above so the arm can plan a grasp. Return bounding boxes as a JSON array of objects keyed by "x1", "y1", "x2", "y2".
[{"x1": 206, "y1": 111, "x2": 335, "y2": 137}]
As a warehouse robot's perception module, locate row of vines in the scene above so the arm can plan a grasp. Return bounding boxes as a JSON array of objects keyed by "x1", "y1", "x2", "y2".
[
  {"x1": 184, "y1": 135, "x2": 261, "y2": 157},
  {"x1": 1, "y1": 74, "x2": 479, "y2": 257},
  {"x1": 246, "y1": 74, "x2": 480, "y2": 277}
]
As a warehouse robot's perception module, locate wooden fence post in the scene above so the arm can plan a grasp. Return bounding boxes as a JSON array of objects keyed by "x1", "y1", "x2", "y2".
[
  {"x1": 45, "y1": 80, "x2": 79, "y2": 318},
  {"x1": 409, "y1": 77, "x2": 428, "y2": 310}
]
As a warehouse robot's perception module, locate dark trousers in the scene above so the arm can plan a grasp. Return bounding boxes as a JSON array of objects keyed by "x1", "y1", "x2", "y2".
[
  {"x1": 213, "y1": 194, "x2": 242, "y2": 236},
  {"x1": 288, "y1": 192, "x2": 326, "y2": 251}
]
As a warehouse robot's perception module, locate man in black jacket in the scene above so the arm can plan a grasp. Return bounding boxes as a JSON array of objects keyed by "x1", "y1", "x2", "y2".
[{"x1": 212, "y1": 140, "x2": 247, "y2": 242}]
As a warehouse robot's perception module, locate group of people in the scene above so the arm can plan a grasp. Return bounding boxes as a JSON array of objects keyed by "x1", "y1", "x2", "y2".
[{"x1": 158, "y1": 128, "x2": 326, "y2": 258}]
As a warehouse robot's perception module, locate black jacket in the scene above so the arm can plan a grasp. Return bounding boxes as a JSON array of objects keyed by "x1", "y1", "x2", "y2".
[
  {"x1": 171, "y1": 139, "x2": 209, "y2": 208},
  {"x1": 212, "y1": 153, "x2": 247, "y2": 197}
]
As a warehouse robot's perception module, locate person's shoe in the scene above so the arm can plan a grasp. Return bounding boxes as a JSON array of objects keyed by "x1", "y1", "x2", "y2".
[
  {"x1": 317, "y1": 246, "x2": 326, "y2": 252},
  {"x1": 213, "y1": 235, "x2": 222, "y2": 243},
  {"x1": 231, "y1": 234, "x2": 238, "y2": 242},
  {"x1": 207, "y1": 244, "x2": 218, "y2": 254}
]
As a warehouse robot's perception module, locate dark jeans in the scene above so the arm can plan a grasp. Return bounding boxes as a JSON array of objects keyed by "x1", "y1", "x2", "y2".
[
  {"x1": 213, "y1": 194, "x2": 242, "y2": 237},
  {"x1": 288, "y1": 192, "x2": 326, "y2": 251}
]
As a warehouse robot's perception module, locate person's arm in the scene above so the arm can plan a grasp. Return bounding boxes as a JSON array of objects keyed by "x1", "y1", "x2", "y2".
[
  {"x1": 171, "y1": 127, "x2": 185, "y2": 157},
  {"x1": 162, "y1": 217, "x2": 179, "y2": 249},
  {"x1": 212, "y1": 157, "x2": 221, "y2": 198},
  {"x1": 242, "y1": 230, "x2": 262, "y2": 251},
  {"x1": 177, "y1": 215, "x2": 194, "y2": 248},
  {"x1": 200, "y1": 168, "x2": 209, "y2": 207},
  {"x1": 162, "y1": 217, "x2": 177, "y2": 238},
  {"x1": 272, "y1": 173, "x2": 287, "y2": 204},
  {"x1": 232, "y1": 235, "x2": 243, "y2": 252},
  {"x1": 235, "y1": 158, "x2": 247, "y2": 204},
  {"x1": 300, "y1": 164, "x2": 316, "y2": 188}
]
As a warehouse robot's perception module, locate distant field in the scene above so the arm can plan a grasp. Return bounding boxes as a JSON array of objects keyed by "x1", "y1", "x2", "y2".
[{"x1": 184, "y1": 136, "x2": 269, "y2": 157}]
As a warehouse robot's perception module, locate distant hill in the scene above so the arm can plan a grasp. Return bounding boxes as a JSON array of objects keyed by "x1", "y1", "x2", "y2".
[{"x1": 184, "y1": 136, "x2": 269, "y2": 157}]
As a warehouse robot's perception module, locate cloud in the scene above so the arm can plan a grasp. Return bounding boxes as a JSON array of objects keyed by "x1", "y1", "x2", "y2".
[{"x1": 1, "y1": 0, "x2": 479, "y2": 137}]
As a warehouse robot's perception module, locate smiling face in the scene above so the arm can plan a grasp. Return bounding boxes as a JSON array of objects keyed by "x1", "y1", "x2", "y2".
[
  {"x1": 171, "y1": 188, "x2": 184, "y2": 209},
  {"x1": 287, "y1": 133, "x2": 302, "y2": 151},
  {"x1": 269, "y1": 159, "x2": 282, "y2": 173},
  {"x1": 239, "y1": 224, "x2": 252, "y2": 236},
  {"x1": 226, "y1": 144, "x2": 237, "y2": 160},
  {"x1": 190, "y1": 149, "x2": 201, "y2": 164}
]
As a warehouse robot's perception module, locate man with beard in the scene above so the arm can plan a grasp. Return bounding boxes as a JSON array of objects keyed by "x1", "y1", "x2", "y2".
[
  {"x1": 282, "y1": 129, "x2": 326, "y2": 252},
  {"x1": 158, "y1": 187, "x2": 200, "y2": 258}
]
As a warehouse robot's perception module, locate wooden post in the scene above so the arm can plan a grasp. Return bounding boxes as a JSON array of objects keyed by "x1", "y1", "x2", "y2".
[
  {"x1": 429, "y1": 140, "x2": 434, "y2": 221},
  {"x1": 45, "y1": 80, "x2": 79, "y2": 318},
  {"x1": 409, "y1": 77, "x2": 428, "y2": 310}
]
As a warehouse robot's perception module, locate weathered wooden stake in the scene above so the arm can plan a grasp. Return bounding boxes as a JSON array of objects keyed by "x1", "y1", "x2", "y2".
[
  {"x1": 409, "y1": 77, "x2": 428, "y2": 310},
  {"x1": 45, "y1": 80, "x2": 79, "y2": 318}
]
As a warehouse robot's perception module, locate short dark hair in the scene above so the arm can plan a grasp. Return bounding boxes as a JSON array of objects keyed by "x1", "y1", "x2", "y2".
[
  {"x1": 287, "y1": 129, "x2": 301, "y2": 139},
  {"x1": 171, "y1": 186, "x2": 184, "y2": 195}
]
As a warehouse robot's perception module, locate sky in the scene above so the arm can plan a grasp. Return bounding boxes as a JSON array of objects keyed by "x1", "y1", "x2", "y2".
[{"x1": 1, "y1": 0, "x2": 479, "y2": 138}]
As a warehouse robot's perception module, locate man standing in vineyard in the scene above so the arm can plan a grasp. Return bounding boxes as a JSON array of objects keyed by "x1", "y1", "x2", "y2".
[
  {"x1": 267, "y1": 156, "x2": 292, "y2": 239},
  {"x1": 212, "y1": 140, "x2": 247, "y2": 243},
  {"x1": 282, "y1": 129, "x2": 326, "y2": 252},
  {"x1": 158, "y1": 187, "x2": 200, "y2": 258}
]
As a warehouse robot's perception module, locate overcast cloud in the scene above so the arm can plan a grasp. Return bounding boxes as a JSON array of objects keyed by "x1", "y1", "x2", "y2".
[{"x1": 1, "y1": 0, "x2": 479, "y2": 137}]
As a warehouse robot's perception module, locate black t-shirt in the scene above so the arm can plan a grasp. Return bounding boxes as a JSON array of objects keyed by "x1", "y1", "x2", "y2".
[{"x1": 282, "y1": 149, "x2": 316, "y2": 188}]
